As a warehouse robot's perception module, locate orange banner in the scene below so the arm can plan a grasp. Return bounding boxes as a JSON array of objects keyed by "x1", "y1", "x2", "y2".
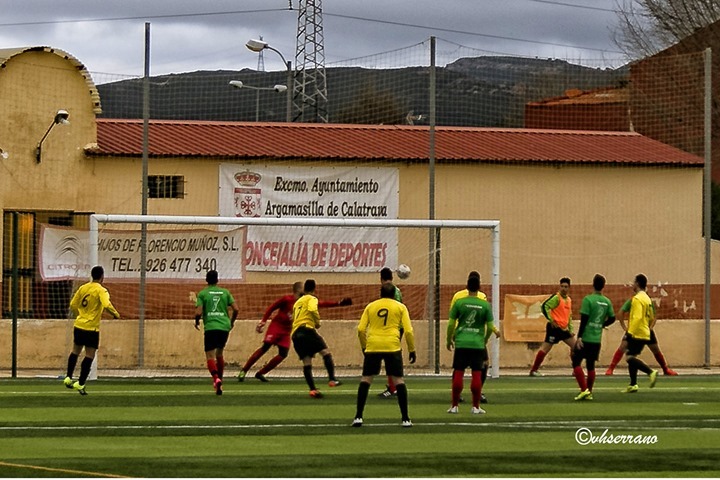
[{"x1": 502, "y1": 294, "x2": 551, "y2": 342}]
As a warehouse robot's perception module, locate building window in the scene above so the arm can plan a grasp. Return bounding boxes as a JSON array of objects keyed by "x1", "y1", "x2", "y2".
[{"x1": 149, "y1": 175, "x2": 185, "y2": 199}]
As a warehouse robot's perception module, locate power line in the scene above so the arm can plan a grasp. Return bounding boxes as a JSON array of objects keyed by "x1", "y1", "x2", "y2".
[
  {"x1": 0, "y1": 8, "x2": 290, "y2": 28},
  {"x1": 522, "y1": 0, "x2": 618, "y2": 13},
  {"x1": 0, "y1": 5, "x2": 623, "y2": 55},
  {"x1": 323, "y1": 12, "x2": 624, "y2": 54}
]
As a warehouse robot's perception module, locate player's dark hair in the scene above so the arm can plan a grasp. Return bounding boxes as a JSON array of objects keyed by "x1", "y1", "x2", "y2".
[
  {"x1": 467, "y1": 275, "x2": 480, "y2": 292},
  {"x1": 635, "y1": 273, "x2": 648, "y2": 289},
  {"x1": 304, "y1": 279, "x2": 316, "y2": 293},
  {"x1": 560, "y1": 277, "x2": 571, "y2": 286},
  {"x1": 380, "y1": 267, "x2": 393, "y2": 281},
  {"x1": 468, "y1": 270, "x2": 480, "y2": 279},
  {"x1": 592, "y1": 274, "x2": 606, "y2": 291},
  {"x1": 206, "y1": 270, "x2": 219, "y2": 285},
  {"x1": 91, "y1": 265, "x2": 104, "y2": 281},
  {"x1": 380, "y1": 283, "x2": 396, "y2": 299}
]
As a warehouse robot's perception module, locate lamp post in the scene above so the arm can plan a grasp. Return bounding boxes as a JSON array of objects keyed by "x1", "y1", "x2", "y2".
[
  {"x1": 246, "y1": 39, "x2": 293, "y2": 122},
  {"x1": 229, "y1": 81, "x2": 288, "y2": 121},
  {"x1": 36, "y1": 109, "x2": 69, "y2": 163}
]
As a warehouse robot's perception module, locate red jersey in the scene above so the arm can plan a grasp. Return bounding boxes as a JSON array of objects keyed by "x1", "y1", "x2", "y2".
[
  {"x1": 263, "y1": 295, "x2": 295, "y2": 331},
  {"x1": 263, "y1": 295, "x2": 341, "y2": 334}
]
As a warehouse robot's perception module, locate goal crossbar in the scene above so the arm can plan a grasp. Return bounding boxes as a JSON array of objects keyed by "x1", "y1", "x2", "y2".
[{"x1": 90, "y1": 214, "x2": 501, "y2": 377}]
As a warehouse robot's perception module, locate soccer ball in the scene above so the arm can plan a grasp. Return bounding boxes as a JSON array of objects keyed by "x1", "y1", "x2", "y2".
[{"x1": 396, "y1": 264, "x2": 411, "y2": 280}]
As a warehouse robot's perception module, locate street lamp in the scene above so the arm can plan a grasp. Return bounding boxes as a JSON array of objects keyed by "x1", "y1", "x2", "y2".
[
  {"x1": 229, "y1": 81, "x2": 288, "y2": 121},
  {"x1": 245, "y1": 39, "x2": 293, "y2": 122},
  {"x1": 36, "y1": 109, "x2": 69, "y2": 164}
]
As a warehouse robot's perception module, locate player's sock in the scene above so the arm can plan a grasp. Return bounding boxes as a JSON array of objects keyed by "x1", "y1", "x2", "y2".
[
  {"x1": 652, "y1": 351, "x2": 670, "y2": 373},
  {"x1": 66, "y1": 353, "x2": 79, "y2": 378},
  {"x1": 243, "y1": 347, "x2": 266, "y2": 372},
  {"x1": 216, "y1": 356, "x2": 225, "y2": 380},
  {"x1": 530, "y1": 350, "x2": 546, "y2": 373},
  {"x1": 395, "y1": 383, "x2": 410, "y2": 422},
  {"x1": 387, "y1": 376, "x2": 396, "y2": 394},
  {"x1": 470, "y1": 370, "x2": 482, "y2": 408},
  {"x1": 303, "y1": 365, "x2": 317, "y2": 391},
  {"x1": 258, "y1": 355, "x2": 285, "y2": 375},
  {"x1": 355, "y1": 381, "x2": 370, "y2": 419},
  {"x1": 573, "y1": 366, "x2": 587, "y2": 391},
  {"x1": 78, "y1": 356, "x2": 93, "y2": 385},
  {"x1": 481, "y1": 364, "x2": 488, "y2": 384},
  {"x1": 451, "y1": 370, "x2": 464, "y2": 406},
  {"x1": 587, "y1": 369, "x2": 596, "y2": 391},
  {"x1": 206, "y1": 359, "x2": 218, "y2": 380},
  {"x1": 322, "y1": 353, "x2": 337, "y2": 381},
  {"x1": 609, "y1": 347, "x2": 624, "y2": 370}
]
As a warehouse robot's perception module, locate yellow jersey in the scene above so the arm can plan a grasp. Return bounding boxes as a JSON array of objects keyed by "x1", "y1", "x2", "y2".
[
  {"x1": 69, "y1": 281, "x2": 120, "y2": 332},
  {"x1": 358, "y1": 297, "x2": 415, "y2": 353},
  {"x1": 450, "y1": 289, "x2": 487, "y2": 310},
  {"x1": 291, "y1": 294, "x2": 320, "y2": 335},
  {"x1": 627, "y1": 291, "x2": 654, "y2": 341}
]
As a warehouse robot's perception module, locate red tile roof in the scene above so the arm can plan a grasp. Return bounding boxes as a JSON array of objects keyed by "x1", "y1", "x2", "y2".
[
  {"x1": 89, "y1": 119, "x2": 703, "y2": 166},
  {"x1": 526, "y1": 87, "x2": 629, "y2": 107}
]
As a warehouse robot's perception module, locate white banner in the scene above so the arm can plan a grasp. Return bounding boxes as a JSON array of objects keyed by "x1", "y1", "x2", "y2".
[
  {"x1": 40, "y1": 225, "x2": 246, "y2": 281},
  {"x1": 219, "y1": 165, "x2": 400, "y2": 272},
  {"x1": 39, "y1": 224, "x2": 93, "y2": 280}
]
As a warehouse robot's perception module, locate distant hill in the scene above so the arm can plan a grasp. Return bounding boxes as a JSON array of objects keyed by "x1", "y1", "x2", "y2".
[{"x1": 96, "y1": 56, "x2": 628, "y2": 127}]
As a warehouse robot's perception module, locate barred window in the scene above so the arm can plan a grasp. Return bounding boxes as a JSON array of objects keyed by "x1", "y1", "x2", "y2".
[{"x1": 149, "y1": 175, "x2": 185, "y2": 199}]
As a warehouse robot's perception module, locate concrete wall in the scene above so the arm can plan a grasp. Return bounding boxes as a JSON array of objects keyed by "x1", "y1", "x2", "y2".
[{"x1": 1, "y1": 318, "x2": 717, "y2": 373}]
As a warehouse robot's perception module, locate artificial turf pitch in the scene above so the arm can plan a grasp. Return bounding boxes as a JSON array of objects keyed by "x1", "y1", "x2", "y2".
[{"x1": 0, "y1": 374, "x2": 718, "y2": 477}]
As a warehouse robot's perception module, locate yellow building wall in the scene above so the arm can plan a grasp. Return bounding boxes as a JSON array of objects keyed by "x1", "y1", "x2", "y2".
[
  {"x1": 1, "y1": 318, "x2": 717, "y2": 374},
  {"x1": 0, "y1": 50, "x2": 98, "y2": 213}
]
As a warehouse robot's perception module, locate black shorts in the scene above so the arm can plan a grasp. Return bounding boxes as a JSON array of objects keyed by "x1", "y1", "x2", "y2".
[
  {"x1": 73, "y1": 327, "x2": 100, "y2": 350},
  {"x1": 362, "y1": 351, "x2": 404, "y2": 377},
  {"x1": 544, "y1": 323, "x2": 573, "y2": 344},
  {"x1": 204, "y1": 329, "x2": 230, "y2": 352},
  {"x1": 292, "y1": 327, "x2": 329, "y2": 359},
  {"x1": 625, "y1": 334, "x2": 650, "y2": 356},
  {"x1": 622, "y1": 330, "x2": 658, "y2": 345},
  {"x1": 452, "y1": 348, "x2": 488, "y2": 371},
  {"x1": 572, "y1": 341, "x2": 601, "y2": 363}
]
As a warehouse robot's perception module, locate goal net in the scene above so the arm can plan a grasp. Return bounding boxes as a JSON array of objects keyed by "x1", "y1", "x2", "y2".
[{"x1": 42, "y1": 215, "x2": 499, "y2": 379}]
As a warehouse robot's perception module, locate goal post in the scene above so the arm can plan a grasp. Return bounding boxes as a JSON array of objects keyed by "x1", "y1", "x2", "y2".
[{"x1": 89, "y1": 214, "x2": 500, "y2": 377}]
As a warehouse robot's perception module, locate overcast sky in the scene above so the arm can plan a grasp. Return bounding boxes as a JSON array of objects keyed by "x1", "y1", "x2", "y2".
[{"x1": 0, "y1": 0, "x2": 626, "y2": 77}]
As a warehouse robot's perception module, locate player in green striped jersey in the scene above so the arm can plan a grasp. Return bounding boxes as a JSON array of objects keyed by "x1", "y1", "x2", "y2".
[
  {"x1": 446, "y1": 275, "x2": 497, "y2": 414},
  {"x1": 195, "y1": 270, "x2": 239, "y2": 396},
  {"x1": 572, "y1": 274, "x2": 616, "y2": 401},
  {"x1": 377, "y1": 267, "x2": 403, "y2": 398}
]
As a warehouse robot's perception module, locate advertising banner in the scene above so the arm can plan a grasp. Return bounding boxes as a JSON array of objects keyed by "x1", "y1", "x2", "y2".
[
  {"x1": 40, "y1": 224, "x2": 246, "y2": 281},
  {"x1": 219, "y1": 164, "x2": 400, "y2": 272},
  {"x1": 502, "y1": 294, "x2": 552, "y2": 342}
]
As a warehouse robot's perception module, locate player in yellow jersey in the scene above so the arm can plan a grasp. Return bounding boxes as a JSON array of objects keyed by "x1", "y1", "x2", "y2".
[
  {"x1": 352, "y1": 283, "x2": 416, "y2": 428},
  {"x1": 63, "y1": 266, "x2": 120, "y2": 395},
  {"x1": 449, "y1": 271, "x2": 498, "y2": 404},
  {"x1": 291, "y1": 279, "x2": 342, "y2": 398},
  {"x1": 622, "y1": 273, "x2": 658, "y2": 393}
]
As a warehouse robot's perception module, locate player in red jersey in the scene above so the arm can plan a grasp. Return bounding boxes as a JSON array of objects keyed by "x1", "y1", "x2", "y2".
[{"x1": 238, "y1": 282, "x2": 351, "y2": 382}]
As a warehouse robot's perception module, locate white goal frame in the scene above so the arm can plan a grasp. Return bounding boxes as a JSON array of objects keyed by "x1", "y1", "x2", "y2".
[{"x1": 90, "y1": 214, "x2": 501, "y2": 377}]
